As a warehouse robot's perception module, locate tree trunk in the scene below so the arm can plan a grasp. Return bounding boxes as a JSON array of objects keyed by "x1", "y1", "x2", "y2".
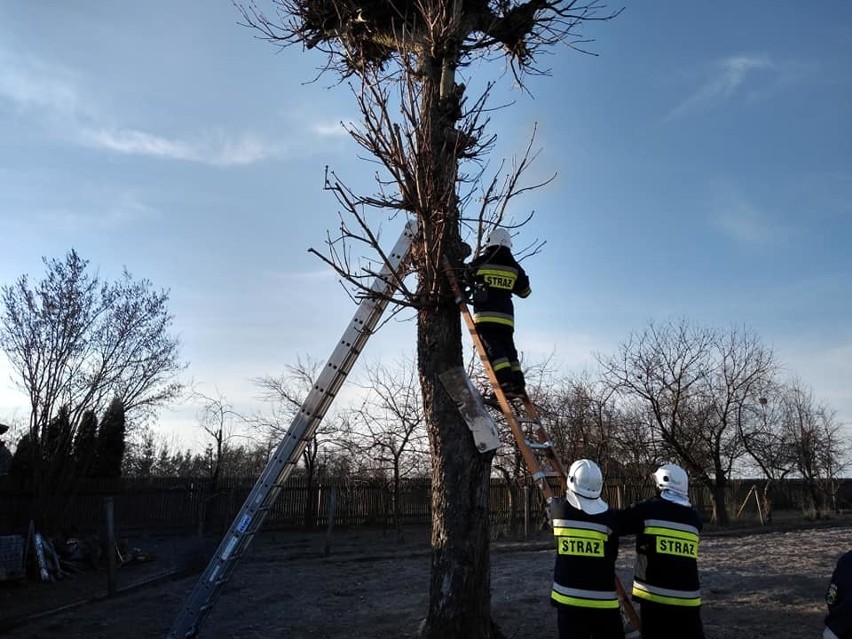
[
  {"x1": 418, "y1": 301, "x2": 499, "y2": 638},
  {"x1": 712, "y1": 477, "x2": 729, "y2": 526},
  {"x1": 417, "y1": 188, "x2": 502, "y2": 639},
  {"x1": 492, "y1": 465, "x2": 518, "y2": 539},
  {"x1": 805, "y1": 479, "x2": 821, "y2": 519},
  {"x1": 413, "y1": 34, "x2": 500, "y2": 639},
  {"x1": 393, "y1": 461, "x2": 404, "y2": 543},
  {"x1": 761, "y1": 480, "x2": 773, "y2": 524}
]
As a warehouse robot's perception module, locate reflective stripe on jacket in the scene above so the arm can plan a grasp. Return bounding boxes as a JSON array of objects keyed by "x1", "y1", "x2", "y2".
[
  {"x1": 551, "y1": 583, "x2": 620, "y2": 609},
  {"x1": 631, "y1": 580, "x2": 701, "y2": 606}
]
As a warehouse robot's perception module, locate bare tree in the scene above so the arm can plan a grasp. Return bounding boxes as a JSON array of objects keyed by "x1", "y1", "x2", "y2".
[
  {"x1": 0, "y1": 249, "x2": 184, "y2": 497},
  {"x1": 598, "y1": 319, "x2": 776, "y2": 525},
  {"x1": 737, "y1": 388, "x2": 796, "y2": 523},
  {"x1": 237, "y1": 1, "x2": 618, "y2": 634},
  {"x1": 189, "y1": 387, "x2": 258, "y2": 534},
  {"x1": 538, "y1": 372, "x2": 652, "y2": 508},
  {"x1": 347, "y1": 356, "x2": 429, "y2": 540},
  {"x1": 190, "y1": 387, "x2": 250, "y2": 489},
  {"x1": 779, "y1": 379, "x2": 850, "y2": 517}
]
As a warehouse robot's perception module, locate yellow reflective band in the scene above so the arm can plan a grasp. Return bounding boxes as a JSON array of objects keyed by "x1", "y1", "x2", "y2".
[
  {"x1": 492, "y1": 361, "x2": 511, "y2": 372},
  {"x1": 474, "y1": 316, "x2": 515, "y2": 327},
  {"x1": 632, "y1": 584, "x2": 701, "y2": 607},
  {"x1": 644, "y1": 526, "x2": 700, "y2": 544},
  {"x1": 551, "y1": 592, "x2": 620, "y2": 609}
]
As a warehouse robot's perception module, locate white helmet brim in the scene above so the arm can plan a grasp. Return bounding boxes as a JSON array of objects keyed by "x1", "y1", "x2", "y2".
[
  {"x1": 659, "y1": 488, "x2": 691, "y2": 507},
  {"x1": 566, "y1": 490, "x2": 609, "y2": 515}
]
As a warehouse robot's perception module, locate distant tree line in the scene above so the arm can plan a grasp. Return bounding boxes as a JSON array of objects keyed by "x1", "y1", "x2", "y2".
[
  {"x1": 1, "y1": 252, "x2": 847, "y2": 533},
  {"x1": 120, "y1": 321, "x2": 848, "y2": 536}
]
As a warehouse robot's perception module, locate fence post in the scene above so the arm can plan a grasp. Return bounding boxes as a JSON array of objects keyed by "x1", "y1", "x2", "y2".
[
  {"x1": 324, "y1": 484, "x2": 338, "y2": 557},
  {"x1": 523, "y1": 484, "x2": 530, "y2": 539},
  {"x1": 104, "y1": 496, "x2": 117, "y2": 597}
]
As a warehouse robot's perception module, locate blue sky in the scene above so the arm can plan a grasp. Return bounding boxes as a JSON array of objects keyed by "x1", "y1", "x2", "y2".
[{"x1": 1, "y1": 1, "x2": 850, "y2": 450}]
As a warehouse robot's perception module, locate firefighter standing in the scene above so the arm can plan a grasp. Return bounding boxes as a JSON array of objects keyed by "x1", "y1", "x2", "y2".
[
  {"x1": 550, "y1": 459, "x2": 624, "y2": 639},
  {"x1": 823, "y1": 549, "x2": 852, "y2": 639},
  {"x1": 466, "y1": 228, "x2": 531, "y2": 398},
  {"x1": 617, "y1": 463, "x2": 705, "y2": 639}
]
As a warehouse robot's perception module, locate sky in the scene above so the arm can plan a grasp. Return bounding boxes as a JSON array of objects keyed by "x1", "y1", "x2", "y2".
[{"x1": 1, "y1": 1, "x2": 850, "y2": 452}]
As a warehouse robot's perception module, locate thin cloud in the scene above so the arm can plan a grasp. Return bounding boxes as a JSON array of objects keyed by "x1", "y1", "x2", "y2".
[
  {"x1": 32, "y1": 194, "x2": 158, "y2": 233},
  {"x1": 1, "y1": 48, "x2": 278, "y2": 167},
  {"x1": 78, "y1": 128, "x2": 278, "y2": 167},
  {"x1": 312, "y1": 120, "x2": 347, "y2": 137},
  {"x1": 0, "y1": 50, "x2": 90, "y2": 121},
  {"x1": 665, "y1": 54, "x2": 774, "y2": 121},
  {"x1": 711, "y1": 186, "x2": 788, "y2": 245}
]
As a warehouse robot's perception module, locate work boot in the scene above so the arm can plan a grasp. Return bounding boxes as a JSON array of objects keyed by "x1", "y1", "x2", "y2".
[
  {"x1": 482, "y1": 393, "x2": 501, "y2": 409},
  {"x1": 500, "y1": 383, "x2": 526, "y2": 400}
]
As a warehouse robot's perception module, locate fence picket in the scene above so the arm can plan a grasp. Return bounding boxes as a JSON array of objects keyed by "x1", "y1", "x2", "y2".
[{"x1": 0, "y1": 475, "x2": 847, "y2": 534}]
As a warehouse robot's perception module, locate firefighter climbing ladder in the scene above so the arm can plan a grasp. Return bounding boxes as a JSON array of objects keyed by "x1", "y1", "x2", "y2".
[
  {"x1": 441, "y1": 256, "x2": 568, "y2": 499},
  {"x1": 442, "y1": 256, "x2": 642, "y2": 635},
  {"x1": 166, "y1": 220, "x2": 418, "y2": 639}
]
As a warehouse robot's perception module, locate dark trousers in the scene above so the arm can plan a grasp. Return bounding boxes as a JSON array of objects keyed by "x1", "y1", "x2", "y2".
[
  {"x1": 638, "y1": 602, "x2": 704, "y2": 639},
  {"x1": 476, "y1": 323, "x2": 524, "y2": 389},
  {"x1": 556, "y1": 605, "x2": 625, "y2": 639}
]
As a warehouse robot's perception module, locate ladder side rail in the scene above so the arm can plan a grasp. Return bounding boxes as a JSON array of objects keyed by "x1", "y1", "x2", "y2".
[
  {"x1": 167, "y1": 220, "x2": 417, "y2": 639},
  {"x1": 168, "y1": 423, "x2": 307, "y2": 638},
  {"x1": 300, "y1": 221, "x2": 416, "y2": 419},
  {"x1": 302, "y1": 297, "x2": 388, "y2": 419},
  {"x1": 168, "y1": 408, "x2": 335, "y2": 637}
]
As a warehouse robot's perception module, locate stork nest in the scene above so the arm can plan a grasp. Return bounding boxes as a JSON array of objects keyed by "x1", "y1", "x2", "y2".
[
  {"x1": 294, "y1": 0, "x2": 421, "y2": 68},
  {"x1": 292, "y1": 0, "x2": 543, "y2": 71}
]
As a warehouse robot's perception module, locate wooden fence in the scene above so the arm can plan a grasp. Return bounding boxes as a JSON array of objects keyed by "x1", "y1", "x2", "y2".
[{"x1": 0, "y1": 475, "x2": 849, "y2": 536}]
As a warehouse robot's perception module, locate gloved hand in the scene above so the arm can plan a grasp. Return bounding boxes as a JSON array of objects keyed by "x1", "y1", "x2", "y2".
[{"x1": 471, "y1": 281, "x2": 488, "y2": 304}]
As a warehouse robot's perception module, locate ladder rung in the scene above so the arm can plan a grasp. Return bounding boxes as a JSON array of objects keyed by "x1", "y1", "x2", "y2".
[
  {"x1": 533, "y1": 469, "x2": 564, "y2": 481},
  {"x1": 524, "y1": 439, "x2": 553, "y2": 450}
]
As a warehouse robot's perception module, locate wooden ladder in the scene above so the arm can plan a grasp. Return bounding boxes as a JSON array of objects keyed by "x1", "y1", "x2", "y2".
[{"x1": 442, "y1": 255, "x2": 641, "y2": 635}]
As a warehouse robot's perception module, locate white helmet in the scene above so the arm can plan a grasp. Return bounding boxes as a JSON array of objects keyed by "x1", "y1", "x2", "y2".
[
  {"x1": 566, "y1": 459, "x2": 608, "y2": 515},
  {"x1": 653, "y1": 463, "x2": 689, "y2": 496},
  {"x1": 485, "y1": 228, "x2": 512, "y2": 249}
]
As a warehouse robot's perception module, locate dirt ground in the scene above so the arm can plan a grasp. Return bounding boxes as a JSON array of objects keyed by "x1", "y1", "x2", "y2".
[{"x1": 1, "y1": 517, "x2": 849, "y2": 639}]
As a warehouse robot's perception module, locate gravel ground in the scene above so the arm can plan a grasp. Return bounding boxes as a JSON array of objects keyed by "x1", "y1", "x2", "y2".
[{"x1": 2, "y1": 520, "x2": 849, "y2": 639}]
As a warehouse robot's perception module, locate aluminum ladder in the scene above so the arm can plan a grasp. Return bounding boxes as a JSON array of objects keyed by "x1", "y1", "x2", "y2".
[{"x1": 166, "y1": 219, "x2": 418, "y2": 639}]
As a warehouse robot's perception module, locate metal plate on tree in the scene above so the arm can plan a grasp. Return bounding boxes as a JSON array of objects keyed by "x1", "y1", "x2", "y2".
[{"x1": 439, "y1": 367, "x2": 500, "y2": 453}]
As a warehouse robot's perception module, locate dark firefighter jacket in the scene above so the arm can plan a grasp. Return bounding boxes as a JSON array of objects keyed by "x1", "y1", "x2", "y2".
[
  {"x1": 826, "y1": 550, "x2": 852, "y2": 638},
  {"x1": 550, "y1": 497, "x2": 620, "y2": 609},
  {"x1": 467, "y1": 245, "x2": 531, "y2": 329},
  {"x1": 617, "y1": 496, "x2": 703, "y2": 607}
]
